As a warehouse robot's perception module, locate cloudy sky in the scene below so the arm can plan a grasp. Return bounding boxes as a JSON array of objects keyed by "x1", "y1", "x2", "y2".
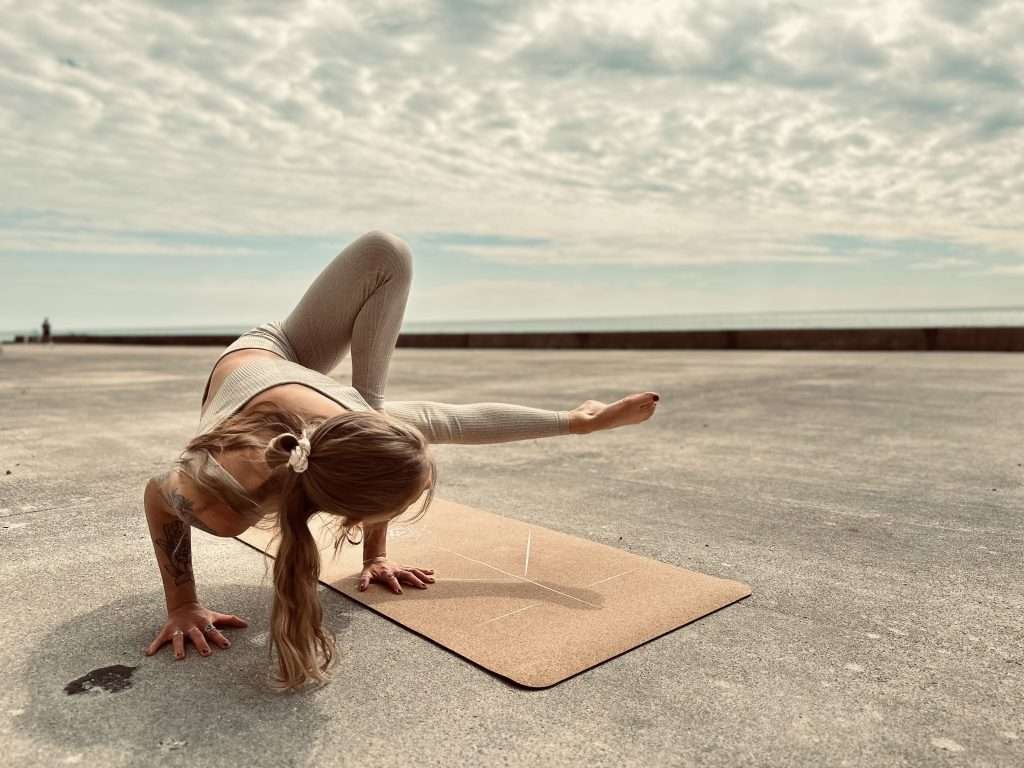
[{"x1": 1, "y1": 0, "x2": 1022, "y2": 332}]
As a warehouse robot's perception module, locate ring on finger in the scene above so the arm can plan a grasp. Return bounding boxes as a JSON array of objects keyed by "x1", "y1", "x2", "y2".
[
  {"x1": 172, "y1": 630, "x2": 184, "y2": 636},
  {"x1": 203, "y1": 623, "x2": 215, "y2": 632}
]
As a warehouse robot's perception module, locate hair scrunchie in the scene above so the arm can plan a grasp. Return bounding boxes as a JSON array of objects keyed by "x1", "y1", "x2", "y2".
[{"x1": 284, "y1": 429, "x2": 312, "y2": 474}]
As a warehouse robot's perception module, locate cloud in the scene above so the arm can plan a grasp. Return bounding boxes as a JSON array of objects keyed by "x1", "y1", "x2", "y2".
[
  {"x1": 0, "y1": 231, "x2": 264, "y2": 257},
  {"x1": 407, "y1": 275, "x2": 725, "y2": 322},
  {"x1": 925, "y1": 0, "x2": 1001, "y2": 25},
  {"x1": 907, "y1": 256, "x2": 978, "y2": 270},
  {"x1": 440, "y1": 232, "x2": 862, "y2": 266},
  {"x1": 984, "y1": 263, "x2": 1024, "y2": 275},
  {"x1": 0, "y1": 0, "x2": 1021, "y2": 306}
]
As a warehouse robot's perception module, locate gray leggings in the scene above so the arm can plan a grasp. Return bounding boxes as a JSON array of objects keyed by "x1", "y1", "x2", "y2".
[{"x1": 251, "y1": 230, "x2": 573, "y2": 444}]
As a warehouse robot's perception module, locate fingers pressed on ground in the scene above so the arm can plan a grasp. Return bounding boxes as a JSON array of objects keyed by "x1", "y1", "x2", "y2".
[
  {"x1": 173, "y1": 632, "x2": 185, "y2": 660},
  {"x1": 215, "y1": 613, "x2": 249, "y2": 628},
  {"x1": 388, "y1": 574, "x2": 402, "y2": 593},
  {"x1": 206, "y1": 626, "x2": 230, "y2": 649},
  {"x1": 146, "y1": 633, "x2": 166, "y2": 656},
  {"x1": 401, "y1": 572, "x2": 427, "y2": 588},
  {"x1": 188, "y1": 627, "x2": 211, "y2": 656}
]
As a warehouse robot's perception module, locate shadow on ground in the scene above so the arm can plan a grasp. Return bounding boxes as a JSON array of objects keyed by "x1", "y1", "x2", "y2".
[{"x1": 20, "y1": 584, "x2": 354, "y2": 762}]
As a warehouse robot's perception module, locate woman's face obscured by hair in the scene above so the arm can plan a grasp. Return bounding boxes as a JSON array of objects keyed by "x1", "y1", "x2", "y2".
[{"x1": 359, "y1": 465, "x2": 433, "y2": 527}]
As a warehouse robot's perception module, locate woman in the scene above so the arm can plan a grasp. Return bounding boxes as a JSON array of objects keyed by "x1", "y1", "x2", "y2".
[{"x1": 142, "y1": 229, "x2": 660, "y2": 690}]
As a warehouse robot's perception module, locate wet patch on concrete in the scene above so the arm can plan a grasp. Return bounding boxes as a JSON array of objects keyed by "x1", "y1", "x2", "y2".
[
  {"x1": 158, "y1": 737, "x2": 187, "y2": 752},
  {"x1": 63, "y1": 664, "x2": 137, "y2": 695}
]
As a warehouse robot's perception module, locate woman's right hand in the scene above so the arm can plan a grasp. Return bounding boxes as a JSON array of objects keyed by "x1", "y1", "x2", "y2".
[{"x1": 145, "y1": 601, "x2": 249, "y2": 660}]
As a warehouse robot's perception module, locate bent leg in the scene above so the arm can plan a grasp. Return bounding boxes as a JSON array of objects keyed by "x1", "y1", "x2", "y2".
[
  {"x1": 281, "y1": 230, "x2": 412, "y2": 409},
  {"x1": 381, "y1": 399, "x2": 574, "y2": 444}
]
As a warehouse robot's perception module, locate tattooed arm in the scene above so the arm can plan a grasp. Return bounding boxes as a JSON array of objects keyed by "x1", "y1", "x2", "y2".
[
  {"x1": 148, "y1": 470, "x2": 249, "y2": 538},
  {"x1": 144, "y1": 476, "x2": 199, "y2": 611},
  {"x1": 142, "y1": 476, "x2": 251, "y2": 659},
  {"x1": 144, "y1": 470, "x2": 248, "y2": 607}
]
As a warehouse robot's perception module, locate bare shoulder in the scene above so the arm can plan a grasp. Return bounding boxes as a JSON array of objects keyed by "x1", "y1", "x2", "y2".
[{"x1": 147, "y1": 468, "x2": 250, "y2": 538}]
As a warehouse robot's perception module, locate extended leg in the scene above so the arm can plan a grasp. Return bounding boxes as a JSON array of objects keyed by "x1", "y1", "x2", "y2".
[
  {"x1": 381, "y1": 399, "x2": 575, "y2": 444},
  {"x1": 280, "y1": 230, "x2": 412, "y2": 409},
  {"x1": 381, "y1": 391, "x2": 661, "y2": 443}
]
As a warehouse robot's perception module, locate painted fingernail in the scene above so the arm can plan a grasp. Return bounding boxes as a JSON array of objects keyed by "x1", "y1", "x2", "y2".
[{"x1": 653, "y1": 394, "x2": 659, "y2": 401}]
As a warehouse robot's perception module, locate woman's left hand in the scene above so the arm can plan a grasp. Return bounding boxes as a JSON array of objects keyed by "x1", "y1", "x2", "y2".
[{"x1": 358, "y1": 557, "x2": 435, "y2": 594}]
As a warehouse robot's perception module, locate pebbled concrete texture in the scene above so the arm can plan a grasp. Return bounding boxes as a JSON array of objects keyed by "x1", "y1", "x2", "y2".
[{"x1": 0, "y1": 342, "x2": 1021, "y2": 768}]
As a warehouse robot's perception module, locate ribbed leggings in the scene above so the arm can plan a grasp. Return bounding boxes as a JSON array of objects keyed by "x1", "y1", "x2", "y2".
[{"x1": 273, "y1": 230, "x2": 573, "y2": 444}]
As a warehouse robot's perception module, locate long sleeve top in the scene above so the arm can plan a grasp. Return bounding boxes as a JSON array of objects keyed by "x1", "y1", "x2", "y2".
[{"x1": 196, "y1": 356, "x2": 573, "y2": 445}]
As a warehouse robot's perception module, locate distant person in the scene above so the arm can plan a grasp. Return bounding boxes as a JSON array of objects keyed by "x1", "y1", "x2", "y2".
[
  {"x1": 41, "y1": 317, "x2": 51, "y2": 343},
  {"x1": 142, "y1": 230, "x2": 660, "y2": 689}
]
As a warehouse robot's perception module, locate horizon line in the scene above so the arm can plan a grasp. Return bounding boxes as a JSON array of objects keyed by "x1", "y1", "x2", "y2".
[{"x1": 5, "y1": 303, "x2": 1024, "y2": 335}]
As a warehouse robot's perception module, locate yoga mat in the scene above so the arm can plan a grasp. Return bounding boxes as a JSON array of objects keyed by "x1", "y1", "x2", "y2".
[{"x1": 237, "y1": 497, "x2": 751, "y2": 688}]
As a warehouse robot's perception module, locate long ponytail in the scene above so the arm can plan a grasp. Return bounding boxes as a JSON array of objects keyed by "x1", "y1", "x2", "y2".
[
  {"x1": 267, "y1": 434, "x2": 335, "y2": 690},
  {"x1": 259, "y1": 410, "x2": 437, "y2": 690}
]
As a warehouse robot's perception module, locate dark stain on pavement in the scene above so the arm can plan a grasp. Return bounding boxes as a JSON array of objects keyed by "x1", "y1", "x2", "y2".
[{"x1": 64, "y1": 664, "x2": 137, "y2": 695}]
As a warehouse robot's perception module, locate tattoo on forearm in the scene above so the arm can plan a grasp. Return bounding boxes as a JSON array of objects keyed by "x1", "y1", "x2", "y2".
[
  {"x1": 154, "y1": 471, "x2": 218, "y2": 536},
  {"x1": 154, "y1": 520, "x2": 194, "y2": 586},
  {"x1": 168, "y1": 488, "x2": 219, "y2": 536}
]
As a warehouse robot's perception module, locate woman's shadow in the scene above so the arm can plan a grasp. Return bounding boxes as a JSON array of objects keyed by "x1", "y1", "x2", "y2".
[{"x1": 20, "y1": 584, "x2": 352, "y2": 760}]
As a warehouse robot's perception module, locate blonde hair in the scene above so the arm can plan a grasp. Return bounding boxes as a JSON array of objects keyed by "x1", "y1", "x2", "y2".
[{"x1": 176, "y1": 399, "x2": 437, "y2": 690}]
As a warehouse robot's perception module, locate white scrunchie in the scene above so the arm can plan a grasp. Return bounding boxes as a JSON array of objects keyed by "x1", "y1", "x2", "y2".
[{"x1": 286, "y1": 429, "x2": 312, "y2": 474}]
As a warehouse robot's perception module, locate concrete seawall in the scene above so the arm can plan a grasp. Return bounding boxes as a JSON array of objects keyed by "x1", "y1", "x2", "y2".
[{"x1": 10, "y1": 325, "x2": 1024, "y2": 351}]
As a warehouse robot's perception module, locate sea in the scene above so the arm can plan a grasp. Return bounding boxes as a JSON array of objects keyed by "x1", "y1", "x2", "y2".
[{"x1": 3, "y1": 305, "x2": 1023, "y2": 343}]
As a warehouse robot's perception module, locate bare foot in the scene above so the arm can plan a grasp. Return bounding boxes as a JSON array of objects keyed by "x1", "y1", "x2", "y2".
[{"x1": 569, "y1": 392, "x2": 660, "y2": 434}]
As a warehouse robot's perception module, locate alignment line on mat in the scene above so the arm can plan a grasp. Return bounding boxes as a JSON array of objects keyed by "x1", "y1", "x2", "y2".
[
  {"x1": 475, "y1": 570, "x2": 640, "y2": 625},
  {"x1": 586, "y1": 568, "x2": 641, "y2": 587},
  {"x1": 427, "y1": 542, "x2": 600, "y2": 608},
  {"x1": 523, "y1": 530, "x2": 531, "y2": 577},
  {"x1": 477, "y1": 604, "x2": 538, "y2": 626}
]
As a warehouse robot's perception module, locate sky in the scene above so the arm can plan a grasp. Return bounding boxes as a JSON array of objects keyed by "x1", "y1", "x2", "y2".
[{"x1": 1, "y1": 0, "x2": 1023, "y2": 332}]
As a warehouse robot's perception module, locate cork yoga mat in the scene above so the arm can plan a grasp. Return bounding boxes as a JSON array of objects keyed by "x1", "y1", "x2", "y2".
[{"x1": 237, "y1": 497, "x2": 751, "y2": 688}]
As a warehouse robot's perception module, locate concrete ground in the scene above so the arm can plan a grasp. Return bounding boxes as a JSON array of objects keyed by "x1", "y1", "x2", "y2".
[{"x1": 0, "y1": 342, "x2": 1020, "y2": 768}]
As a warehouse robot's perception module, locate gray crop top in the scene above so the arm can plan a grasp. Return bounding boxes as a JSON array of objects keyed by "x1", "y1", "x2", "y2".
[
  {"x1": 184, "y1": 357, "x2": 374, "y2": 517},
  {"x1": 197, "y1": 356, "x2": 373, "y2": 438}
]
